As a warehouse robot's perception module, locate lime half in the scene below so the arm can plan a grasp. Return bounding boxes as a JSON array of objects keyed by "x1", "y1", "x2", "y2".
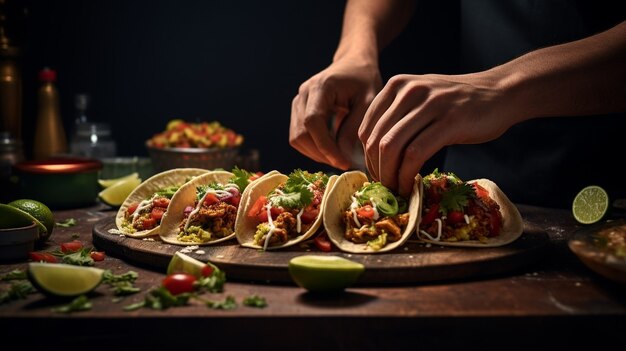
[
  {"x1": 288, "y1": 255, "x2": 365, "y2": 293},
  {"x1": 98, "y1": 172, "x2": 140, "y2": 189},
  {"x1": 98, "y1": 176, "x2": 142, "y2": 207},
  {"x1": 573, "y1": 185, "x2": 609, "y2": 225},
  {"x1": 28, "y1": 262, "x2": 104, "y2": 298},
  {"x1": 167, "y1": 251, "x2": 214, "y2": 278},
  {"x1": 0, "y1": 203, "x2": 47, "y2": 241}
]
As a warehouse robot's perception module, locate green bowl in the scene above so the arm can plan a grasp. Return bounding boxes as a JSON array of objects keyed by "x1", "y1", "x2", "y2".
[{"x1": 13, "y1": 158, "x2": 102, "y2": 209}]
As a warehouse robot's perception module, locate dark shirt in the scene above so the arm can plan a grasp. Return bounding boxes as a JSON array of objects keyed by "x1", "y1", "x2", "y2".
[{"x1": 443, "y1": 0, "x2": 626, "y2": 208}]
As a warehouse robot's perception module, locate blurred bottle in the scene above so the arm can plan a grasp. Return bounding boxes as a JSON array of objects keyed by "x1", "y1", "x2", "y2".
[
  {"x1": 69, "y1": 93, "x2": 117, "y2": 159},
  {"x1": 33, "y1": 67, "x2": 67, "y2": 160},
  {"x1": 0, "y1": 7, "x2": 22, "y2": 140}
]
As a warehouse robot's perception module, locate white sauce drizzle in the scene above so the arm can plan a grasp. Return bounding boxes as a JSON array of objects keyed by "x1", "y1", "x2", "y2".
[
  {"x1": 263, "y1": 203, "x2": 276, "y2": 250},
  {"x1": 350, "y1": 195, "x2": 361, "y2": 227},
  {"x1": 183, "y1": 184, "x2": 239, "y2": 232},
  {"x1": 296, "y1": 208, "x2": 303, "y2": 233},
  {"x1": 420, "y1": 218, "x2": 442, "y2": 241},
  {"x1": 369, "y1": 198, "x2": 380, "y2": 220},
  {"x1": 131, "y1": 194, "x2": 158, "y2": 224},
  {"x1": 464, "y1": 214, "x2": 470, "y2": 225}
]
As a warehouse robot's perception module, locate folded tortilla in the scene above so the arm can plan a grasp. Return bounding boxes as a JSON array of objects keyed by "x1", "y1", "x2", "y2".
[
  {"x1": 115, "y1": 168, "x2": 209, "y2": 238},
  {"x1": 323, "y1": 170, "x2": 422, "y2": 253},
  {"x1": 235, "y1": 171, "x2": 338, "y2": 250},
  {"x1": 416, "y1": 178, "x2": 524, "y2": 247}
]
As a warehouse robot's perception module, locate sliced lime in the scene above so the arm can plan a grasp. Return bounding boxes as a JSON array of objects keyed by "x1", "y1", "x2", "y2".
[
  {"x1": 28, "y1": 262, "x2": 104, "y2": 298},
  {"x1": 98, "y1": 172, "x2": 140, "y2": 189},
  {"x1": 167, "y1": 251, "x2": 213, "y2": 278},
  {"x1": 288, "y1": 255, "x2": 365, "y2": 293},
  {"x1": 98, "y1": 176, "x2": 142, "y2": 207},
  {"x1": 573, "y1": 185, "x2": 609, "y2": 225},
  {"x1": 0, "y1": 203, "x2": 47, "y2": 239}
]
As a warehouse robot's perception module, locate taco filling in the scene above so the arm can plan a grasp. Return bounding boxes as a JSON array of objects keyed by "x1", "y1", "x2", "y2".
[
  {"x1": 177, "y1": 168, "x2": 258, "y2": 243},
  {"x1": 418, "y1": 169, "x2": 503, "y2": 243},
  {"x1": 246, "y1": 170, "x2": 329, "y2": 250},
  {"x1": 343, "y1": 182, "x2": 410, "y2": 251},
  {"x1": 122, "y1": 186, "x2": 179, "y2": 233}
]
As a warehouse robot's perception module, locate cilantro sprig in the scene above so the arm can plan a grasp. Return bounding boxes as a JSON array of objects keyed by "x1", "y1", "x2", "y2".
[
  {"x1": 439, "y1": 183, "x2": 475, "y2": 215},
  {"x1": 268, "y1": 169, "x2": 327, "y2": 209},
  {"x1": 231, "y1": 166, "x2": 254, "y2": 193}
]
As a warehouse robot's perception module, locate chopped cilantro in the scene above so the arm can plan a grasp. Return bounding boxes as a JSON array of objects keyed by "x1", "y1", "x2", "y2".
[
  {"x1": 0, "y1": 281, "x2": 35, "y2": 304},
  {"x1": 206, "y1": 295, "x2": 237, "y2": 310},
  {"x1": 268, "y1": 169, "x2": 327, "y2": 209},
  {"x1": 0, "y1": 269, "x2": 27, "y2": 281},
  {"x1": 56, "y1": 218, "x2": 77, "y2": 227},
  {"x1": 124, "y1": 287, "x2": 191, "y2": 311},
  {"x1": 52, "y1": 295, "x2": 92, "y2": 313},
  {"x1": 439, "y1": 183, "x2": 475, "y2": 215},
  {"x1": 231, "y1": 166, "x2": 254, "y2": 192},
  {"x1": 155, "y1": 186, "x2": 180, "y2": 199},
  {"x1": 243, "y1": 295, "x2": 267, "y2": 308},
  {"x1": 103, "y1": 270, "x2": 141, "y2": 296}
]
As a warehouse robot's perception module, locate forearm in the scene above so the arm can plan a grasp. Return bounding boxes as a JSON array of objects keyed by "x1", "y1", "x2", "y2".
[
  {"x1": 333, "y1": 0, "x2": 415, "y2": 65},
  {"x1": 494, "y1": 21, "x2": 626, "y2": 122}
]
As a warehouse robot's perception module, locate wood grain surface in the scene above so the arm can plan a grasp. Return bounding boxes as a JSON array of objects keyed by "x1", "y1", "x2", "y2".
[{"x1": 93, "y1": 215, "x2": 550, "y2": 284}]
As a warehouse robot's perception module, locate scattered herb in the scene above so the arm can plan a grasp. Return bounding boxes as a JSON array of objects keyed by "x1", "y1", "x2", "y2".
[
  {"x1": 102, "y1": 270, "x2": 140, "y2": 296},
  {"x1": 439, "y1": 183, "x2": 475, "y2": 215},
  {"x1": 61, "y1": 248, "x2": 95, "y2": 266},
  {"x1": 206, "y1": 295, "x2": 237, "y2": 310},
  {"x1": 0, "y1": 269, "x2": 26, "y2": 281},
  {"x1": 0, "y1": 281, "x2": 36, "y2": 304},
  {"x1": 52, "y1": 295, "x2": 92, "y2": 313},
  {"x1": 124, "y1": 287, "x2": 191, "y2": 311},
  {"x1": 71, "y1": 233, "x2": 80, "y2": 239},
  {"x1": 231, "y1": 166, "x2": 254, "y2": 192},
  {"x1": 195, "y1": 267, "x2": 226, "y2": 293},
  {"x1": 243, "y1": 295, "x2": 267, "y2": 308},
  {"x1": 56, "y1": 218, "x2": 77, "y2": 227}
]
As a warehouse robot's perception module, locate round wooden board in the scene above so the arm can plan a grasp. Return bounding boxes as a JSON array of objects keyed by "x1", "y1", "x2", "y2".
[{"x1": 93, "y1": 216, "x2": 550, "y2": 285}]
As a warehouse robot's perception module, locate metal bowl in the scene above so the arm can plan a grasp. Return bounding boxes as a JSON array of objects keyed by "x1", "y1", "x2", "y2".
[{"x1": 146, "y1": 142, "x2": 240, "y2": 173}]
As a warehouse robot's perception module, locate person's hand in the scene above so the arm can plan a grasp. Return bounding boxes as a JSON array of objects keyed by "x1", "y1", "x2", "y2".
[
  {"x1": 359, "y1": 72, "x2": 522, "y2": 196},
  {"x1": 290, "y1": 59, "x2": 382, "y2": 170}
]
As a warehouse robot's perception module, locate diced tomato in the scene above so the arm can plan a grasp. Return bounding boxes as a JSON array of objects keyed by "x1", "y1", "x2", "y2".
[
  {"x1": 139, "y1": 217, "x2": 157, "y2": 230},
  {"x1": 90, "y1": 251, "x2": 106, "y2": 261},
  {"x1": 300, "y1": 205, "x2": 319, "y2": 224},
  {"x1": 313, "y1": 232, "x2": 332, "y2": 252},
  {"x1": 225, "y1": 194, "x2": 241, "y2": 207},
  {"x1": 203, "y1": 193, "x2": 220, "y2": 206},
  {"x1": 446, "y1": 210, "x2": 465, "y2": 225},
  {"x1": 356, "y1": 205, "x2": 376, "y2": 219},
  {"x1": 473, "y1": 183, "x2": 490, "y2": 200},
  {"x1": 127, "y1": 203, "x2": 139, "y2": 216},
  {"x1": 201, "y1": 265, "x2": 214, "y2": 277},
  {"x1": 421, "y1": 203, "x2": 440, "y2": 226},
  {"x1": 29, "y1": 251, "x2": 58, "y2": 263},
  {"x1": 248, "y1": 196, "x2": 267, "y2": 218},
  {"x1": 61, "y1": 240, "x2": 83, "y2": 253},
  {"x1": 151, "y1": 207, "x2": 166, "y2": 221},
  {"x1": 162, "y1": 273, "x2": 197, "y2": 295},
  {"x1": 153, "y1": 197, "x2": 170, "y2": 208}
]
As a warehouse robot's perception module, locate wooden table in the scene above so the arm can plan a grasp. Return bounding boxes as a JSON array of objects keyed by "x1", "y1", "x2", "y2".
[{"x1": 1, "y1": 204, "x2": 624, "y2": 349}]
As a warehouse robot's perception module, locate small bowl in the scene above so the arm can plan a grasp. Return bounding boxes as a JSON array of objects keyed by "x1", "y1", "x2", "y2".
[
  {"x1": 13, "y1": 157, "x2": 103, "y2": 209},
  {"x1": 146, "y1": 143, "x2": 240, "y2": 173},
  {"x1": 0, "y1": 222, "x2": 38, "y2": 262}
]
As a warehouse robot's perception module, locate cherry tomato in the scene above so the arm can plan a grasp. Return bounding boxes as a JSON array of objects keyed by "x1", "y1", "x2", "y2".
[
  {"x1": 300, "y1": 205, "x2": 319, "y2": 224},
  {"x1": 356, "y1": 205, "x2": 376, "y2": 220},
  {"x1": 153, "y1": 197, "x2": 170, "y2": 208},
  {"x1": 421, "y1": 203, "x2": 440, "y2": 226},
  {"x1": 162, "y1": 273, "x2": 197, "y2": 295},
  {"x1": 61, "y1": 240, "x2": 83, "y2": 253},
  {"x1": 446, "y1": 210, "x2": 465, "y2": 225},
  {"x1": 127, "y1": 203, "x2": 139, "y2": 216},
  {"x1": 248, "y1": 196, "x2": 267, "y2": 218},
  {"x1": 203, "y1": 193, "x2": 220, "y2": 206},
  {"x1": 90, "y1": 251, "x2": 106, "y2": 261},
  {"x1": 151, "y1": 207, "x2": 166, "y2": 221},
  {"x1": 29, "y1": 251, "x2": 58, "y2": 263},
  {"x1": 313, "y1": 232, "x2": 332, "y2": 252},
  {"x1": 201, "y1": 265, "x2": 214, "y2": 277}
]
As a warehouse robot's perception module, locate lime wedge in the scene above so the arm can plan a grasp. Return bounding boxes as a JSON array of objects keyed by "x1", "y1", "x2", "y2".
[
  {"x1": 167, "y1": 251, "x2": 214, "y2": 278},
  {"x1": 288, "y1": 255, "x2": 365, "y2": 293},
  {"x1": 98, "y1": 176, "x2": 142, "y2": 207},
  {"x1": 0, "y1": 204, "x2": 47, "y2": 238},
  {"x1": 98, "y1": 172, "x2": 140, "y2": 189},
  {"x1": 28, "y1": 262, "x2": 104, "y2": 298},
  {"x1": 573, "y1": 185, "x2": 609, "y2": 225}
]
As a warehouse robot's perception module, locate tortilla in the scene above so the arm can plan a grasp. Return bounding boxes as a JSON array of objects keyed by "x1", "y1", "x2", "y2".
[
  {"x1": 416, "y1": 178, "x2": 524, "y2": 247},
  {"x1": 323, "y1": 170, "x2": 422, "y2": 254},
  {"x1": 235, "y1": 171, "x2": 338, "y2": 250},
  {"x1": 115, "y1": 168, "x2": 208, "y2": 238}
]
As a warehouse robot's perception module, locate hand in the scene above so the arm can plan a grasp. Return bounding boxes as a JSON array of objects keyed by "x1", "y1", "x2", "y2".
[
  {"x1": 359, "y1": 72, "x2": 520, "y2": 196},
  {"x1": 290, "y1": 59, "x2": 382, "y2": 170}
]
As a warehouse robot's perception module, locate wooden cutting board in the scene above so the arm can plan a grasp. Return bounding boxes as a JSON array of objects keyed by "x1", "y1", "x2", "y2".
[{"x1": 92, "y1": 215, "x2": 550, "y2": 285}]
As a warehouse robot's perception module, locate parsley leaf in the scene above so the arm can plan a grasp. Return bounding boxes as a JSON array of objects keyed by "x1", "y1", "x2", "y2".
[
  {"x1": 0, "y1": 269, "x2": 27, "y2": 281},
  {"x1": 103, "y1": 270, "x2": 141, "y2": 296},
  {"x1": 206, "y1": 295, "x2": 237, "y2": 310},
  {"x1": 439, "y1": 183, "x2": 475, "y2": 215},
  {"x1": 0, "y1": 281, "x2": 35, "y2": 304},
  {"x1": 124, "y1": 287, "x2": 191, "y2": 311},
  {"x1": 56, "y1": 218, "x2": 77, "y2": 227},
  {"x1": 195, "y1": 265, "x2": 226, "y2": 293},
  {"x1": 61, "y1": 248, "x2": 95, "y2": 266},
  {"x1": 231, "y1": 166, "x2": 253, "y2": 192},
  {"x1": 52, "y1": 295, "x2": 92, "y2": 313},
  {"x1": 243, "y1": 295, "x2": 267, "y2": 308}
]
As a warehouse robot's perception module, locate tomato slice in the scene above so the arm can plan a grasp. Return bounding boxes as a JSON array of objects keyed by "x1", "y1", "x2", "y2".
[
  {"x1": 61, "y1": 240, "x2": 83, "y2": 253},
  {"x1": 356, "y1": 205, "x2": 376, "y2": 219},
  {"x1": 313, "y1": 232, "x2": 332, "y2": 252},
  {"x1": 203, "y1": 193, "x2": 220, "y2": 206},
  {"x1": 248, "y1": 196, "x2": 267, "y2": 218},
  {"x1": 29, "y1": 251, "x2": 58, "y2": 263},
  {"x1": 90, "y1": 251, "x2": 106, "y2": 261},
  {"x1": 162, "y1": 273, "x2": 197, "y2": 295}
]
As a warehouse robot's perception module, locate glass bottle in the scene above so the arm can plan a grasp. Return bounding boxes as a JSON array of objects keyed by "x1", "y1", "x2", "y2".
[
  {"x1": 70, "y1": 122, "x2": 117, "y2": 159},
  {"x1": 33, "y1": 67, "x2": 67, "y2": 159}
]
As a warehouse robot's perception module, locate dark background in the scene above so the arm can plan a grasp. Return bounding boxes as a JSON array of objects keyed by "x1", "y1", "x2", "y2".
[{"x1": 5, "y1": 0, "x2": 457, "y2": 175}]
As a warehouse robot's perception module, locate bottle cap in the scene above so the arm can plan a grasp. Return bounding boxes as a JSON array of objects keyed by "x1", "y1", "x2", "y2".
[{"x1": 39, "y1": 68, "x2": 57, "y2": 82}]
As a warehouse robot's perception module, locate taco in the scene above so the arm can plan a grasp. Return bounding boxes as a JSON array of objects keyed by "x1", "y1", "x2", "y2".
[
  {"x1": 115, "y1": 168, "x2": 209, "y2": 238},
  {"x1": 416, "y1": 169, "x2": 523, "y2": 247},
  {"x1": 159, "y1": 168, "x2": 274, "y2": 245},
  {"x1": 235, "y1": 169, "x2": 338, "y2": 250},
  {"x1": 323, "y1": 170, "x2": 421, "y2": 253}
]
